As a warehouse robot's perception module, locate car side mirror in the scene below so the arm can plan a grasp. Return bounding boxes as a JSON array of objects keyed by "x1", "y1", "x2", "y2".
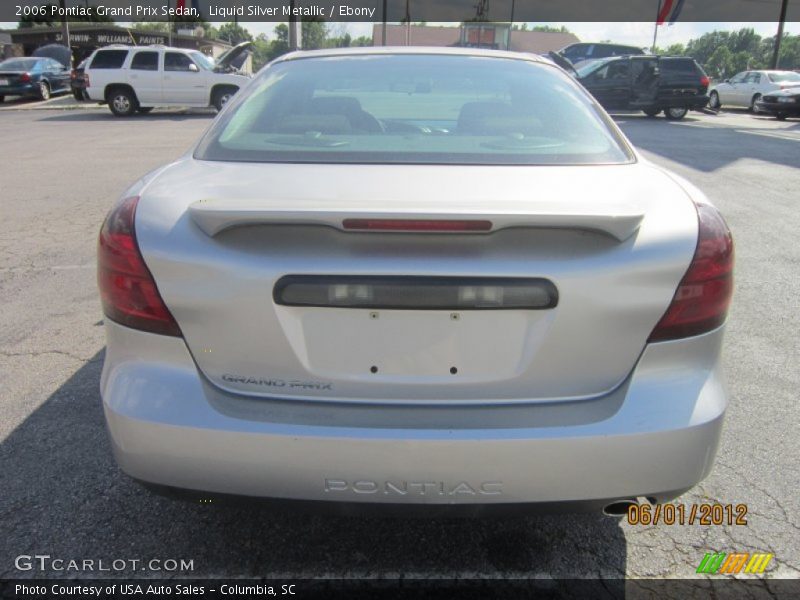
[{"x1": 188, "y1": 63, "x2": 199, "y2": 72}]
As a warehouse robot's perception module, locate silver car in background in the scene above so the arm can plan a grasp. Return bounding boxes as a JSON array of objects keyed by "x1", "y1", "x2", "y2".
[
  {"x1": 98, "y1": 48, "x2": 733, "y2": 514},
  {"x1": 709, "y1": 69, "x2": 800, "y2": 112}
]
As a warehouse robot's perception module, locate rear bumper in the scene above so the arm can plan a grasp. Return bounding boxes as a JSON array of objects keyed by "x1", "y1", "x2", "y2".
[
  {"x1": 101, "y1": 321, "x2": 727, "y2": 507},
  {"x1": 0, "y1": 83, "x2": 38, "y2": 97},
  {"x1": 756, "y1": 100, "x2": 800, "y2": 115}
]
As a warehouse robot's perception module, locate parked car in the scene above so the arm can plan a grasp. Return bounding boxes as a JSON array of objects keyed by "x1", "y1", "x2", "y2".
[
  {"x1": 551, "y1": 53, "x2": 710, "y2": 119},
  {"x1": 84, "y1": 42, "x2": 252, "y2": 116},
  {"x1": 0, "y1": 57, "x2": 71, "y2": 102},
  {"x1": 709, "y1": 70, "x2": 800, "y2": 112},
  {"x1": 71, "y1": 58, "x2": 88, "y2": 101},
  {"x1": 557, "y1": 42, "x2": 647, "y2": 67},
  {"x1": 755, "y1": 86, "x2": 800, "y2": 120},
  {"x1": 98, "y1": 47, "x2": 733, "y2": 513}
]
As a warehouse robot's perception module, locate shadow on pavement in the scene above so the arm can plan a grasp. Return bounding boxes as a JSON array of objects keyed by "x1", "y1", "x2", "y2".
[
  {"x1": 615, "y1": 113, "x2": 800, "y2": 172},
  {"x1": 0, "y1": 350, "x2": 627, "y2": 583},
  {"x1": 36, "y1": 110, "x2": 214, "y2": 123}
]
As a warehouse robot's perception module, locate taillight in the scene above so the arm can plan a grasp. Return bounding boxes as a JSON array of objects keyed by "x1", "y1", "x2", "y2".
[
  {"x1": 84, "y1": 73, "x2": 90, "y2": 86},
  {"x1": 97, "y1": 196, "x2": 181, "y2": 337},
  {"x1": 20, "y1": 72, "x2": 31, "y2": 83},
  {"x1": 648, "y1": 203, "x2": 733, "y2": 342},
  {"x1": 70, "y1": 69, "x2": 77, "y2": 80},
  {"x1": 700, "y1": 75, "x2": 710, "y2": 87}
]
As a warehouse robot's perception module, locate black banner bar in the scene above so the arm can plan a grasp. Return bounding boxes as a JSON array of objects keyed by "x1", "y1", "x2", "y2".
[
  {"x1": 3, "y1": 0, "x2": 799, "y2": 23},
  {"x1": 3, "y1": 579, "x2": 800, "y2": 600}
]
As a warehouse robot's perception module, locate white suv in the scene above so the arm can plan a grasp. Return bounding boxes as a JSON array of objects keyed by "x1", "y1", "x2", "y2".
[{"x1": 85, "y1": 43, "x2": 251, "y2": 116}]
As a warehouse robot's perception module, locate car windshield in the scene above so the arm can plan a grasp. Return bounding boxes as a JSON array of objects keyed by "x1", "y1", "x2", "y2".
[
  {"x1": 190, "y1": 52, "x2": 214, "y2": 70},
  {"x1": 575, "y1": 58, "x2": 614, "y2": 78},
  {"x1": 768, "y1": 72, "x2": 800, "y2": 83},
  {"x1": 196, "y1": 54, "x2": 632, "y2": 166},
  {"x1": 0, "y1": 58, "x2": 39, "y2": 70}
]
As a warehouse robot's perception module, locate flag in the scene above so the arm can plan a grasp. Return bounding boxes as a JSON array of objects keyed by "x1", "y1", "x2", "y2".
[{"x1": 657, "y1": 0, "x2": 686, "y2": 25}]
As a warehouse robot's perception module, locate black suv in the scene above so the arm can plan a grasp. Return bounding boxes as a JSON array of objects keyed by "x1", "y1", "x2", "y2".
[
  {"x1": 558, "y1": 42, "x2": 646, "y2": 66},
  {"x1": 551, "y1": 54, "x2": 710, "y2": 120}
]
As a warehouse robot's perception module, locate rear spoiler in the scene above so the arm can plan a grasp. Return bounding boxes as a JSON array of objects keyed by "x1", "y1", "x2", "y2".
[{"x1": 188, "y1": 199, "x2": 645, "y2": 241}]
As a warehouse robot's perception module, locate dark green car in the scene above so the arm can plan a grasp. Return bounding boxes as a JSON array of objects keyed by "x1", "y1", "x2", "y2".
[{"x1": 0, "y1": 57, "x2": 71, "y2": 103}]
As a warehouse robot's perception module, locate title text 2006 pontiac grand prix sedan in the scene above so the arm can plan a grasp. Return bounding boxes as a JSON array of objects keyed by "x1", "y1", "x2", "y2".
[{"x1": 98, "y1": 48, "x2": 733, "y2": 515}]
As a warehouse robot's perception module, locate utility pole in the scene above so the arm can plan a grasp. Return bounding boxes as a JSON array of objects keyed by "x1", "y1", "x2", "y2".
[
  {"x1": 404, "y1": 0, "x2": 411, "y2": 46},
  {"x1": 381, "y1": 0, "x2": 387, "y2": 45},
  {"x1": 770, "y1": 0, "x2": 789, "y2": 69},
  {"x1": 288, "y1": 1, "x2": 301, "y2": 50},
  {"x1": 58, "y1": 0, "x2": 71, "y2": 67},
  {"x1": 508, "y1": 0, "x2": 515, "y2": 51}
]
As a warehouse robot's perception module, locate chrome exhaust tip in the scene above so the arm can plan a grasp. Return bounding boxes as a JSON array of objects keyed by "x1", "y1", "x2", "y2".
[{"x1": 602, "y1": 499, "x2": 639, "y2": 517}]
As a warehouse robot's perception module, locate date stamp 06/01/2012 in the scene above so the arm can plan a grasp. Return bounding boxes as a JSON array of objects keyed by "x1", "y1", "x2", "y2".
[{"x1": 626, "y1": 503, "x2": 748, "y2": 526}]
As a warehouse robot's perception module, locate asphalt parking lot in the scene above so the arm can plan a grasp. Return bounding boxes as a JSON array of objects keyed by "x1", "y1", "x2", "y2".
[{"x1": 1, "y1": 104, "x2": 799, "y2": 585}]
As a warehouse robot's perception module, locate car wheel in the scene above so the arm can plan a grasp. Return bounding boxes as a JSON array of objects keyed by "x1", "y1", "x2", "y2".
[
  {"x1": 750, "y1": 94, "x2": 763, "y2": 114},
  {"x1": 776, "y1": 112, "x2": 788, "y2": 121},
  {"x1": 643, "y1": 108, "x2": 660, "y2": 117},
  {"x1": 38, "y1": 82, "x2": 51, "y2": 101},
  {"x1": 213, "y1": 87, "x2": 237, "y2": 112},
  {"x1": 73, "y1": 89, "x2": 82, "y2": 101},
  {"x1": 0, "y1": 95, "x2": 4, "y2": 103},
  {"x1": 137, "y1": 107, "x2": 154, "y2": 114},
  {"x1": 708, "y1": 91, "x2": 720, "y2": 110},
  {"x1": 664, "y1": 107, "x2": 688, "y2": 120},
  {"x1": 108, "y1": 88, "x2": 137, "y2": 117}
]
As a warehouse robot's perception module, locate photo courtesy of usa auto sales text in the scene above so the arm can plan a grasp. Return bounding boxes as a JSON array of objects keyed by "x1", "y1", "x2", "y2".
[{"x1": 14, "y1": 583, "x2": 298, "y2": 596}]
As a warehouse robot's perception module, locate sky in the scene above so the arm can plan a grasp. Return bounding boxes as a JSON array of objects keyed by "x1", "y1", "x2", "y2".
[
  {"x1": 243, "y1": 21, "x2": 800, "y2": 47},
  {"x1": 3, "y1": 20, "x2": 799, "y2": 48}
]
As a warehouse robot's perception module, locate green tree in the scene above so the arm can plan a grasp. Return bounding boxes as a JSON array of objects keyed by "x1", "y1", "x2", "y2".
[
  {"x1": 216, "y1": 22, "x2": 253, "y2": 45},
  {"x1": 351, "y1": 35, "x2": 373, "y2": 47},
  {"x1": 706, "y1": 46, "x2": 733, "y2": 79},
  {"x1": 531, "y1": 25, "x2": 571, "y2": 34},
  {"x1": 664, "y1": 43, "x2": 686, "y2": 56},
  {"x1": 302, "y1": 19, "x2": 328, "y2": 50},
  {"x1": 130, "y1": 22, "x2": 170, "y2": 33}
]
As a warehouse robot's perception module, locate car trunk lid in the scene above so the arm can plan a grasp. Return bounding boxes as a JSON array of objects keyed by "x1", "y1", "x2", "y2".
[{"x1": 135, "y1": 160, "x2": 698, "y2": 404}]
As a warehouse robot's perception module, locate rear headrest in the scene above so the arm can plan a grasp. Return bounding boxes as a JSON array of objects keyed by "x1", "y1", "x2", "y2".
[
  {"x1": 309, "y1": 96, "x2": 363, "y2": 115},
  {"x1": 457, "y1": 101, "x2": 542, "y2": 135}
]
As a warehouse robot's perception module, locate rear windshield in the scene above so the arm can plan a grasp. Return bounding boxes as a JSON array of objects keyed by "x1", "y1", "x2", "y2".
[
  {"x1": 660, "y1": 59, "x2": 701, "y2": 74},
  {"x1": 768, "y1": 72, "x2": 800, "y2": 83},
  {"x1": 0, "y1": 58, "x2": 39, "y2": 70},
  {"x1": 90, "y1": 50, "x2": 128, "y2": 69},
  {"x1": 195, "y1": 54, "x2": 633, "y2": 166}
]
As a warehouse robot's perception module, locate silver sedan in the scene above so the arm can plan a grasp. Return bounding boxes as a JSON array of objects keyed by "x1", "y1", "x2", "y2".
[{"x1": 97, "y1": 47, "x2": 734, "y2": 514}]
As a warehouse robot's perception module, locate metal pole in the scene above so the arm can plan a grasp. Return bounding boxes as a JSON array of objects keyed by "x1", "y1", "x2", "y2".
[
  {"x1": 58, "y1": 0, "x2": 71, "y2": 67},
  {"x1": 288, "y1": 1, "x2": 301, "y2": 50},
  {"x1": 381, "y1": 0, "x2": 387, "y2": 46},
  {"x1": 770, "y1": 0, "x2": 789, "y2": 69},
  {"x1": 405, "y1": 0, "x2": 410, "y2": 46},
  {"x1": 508, "y1": 0, "x2": 515, "y2": 51},
  {"x1": 652, "y1": 0, "x2": 662, "y2": 53}
]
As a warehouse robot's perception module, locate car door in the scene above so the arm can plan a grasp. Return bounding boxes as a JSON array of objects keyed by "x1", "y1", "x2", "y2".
[
  {"x1": 721, "y1": 71, "x2": 747, "y2": 106},
  {"x1": 162, "y1": 52, "x2": 207, "y2": 105},
  {"x1": 630, "y1": 56, "x2": 660, "y2": 106},
  {"x1": 129, "y1": 50, "x2": 162, "y2": 105},
  {"x1": 48, "y1": 59, "x2": 70, "y2": 91},
  {"x1": 581, "y1": 59, "x2": 631, "y2": 109}
]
